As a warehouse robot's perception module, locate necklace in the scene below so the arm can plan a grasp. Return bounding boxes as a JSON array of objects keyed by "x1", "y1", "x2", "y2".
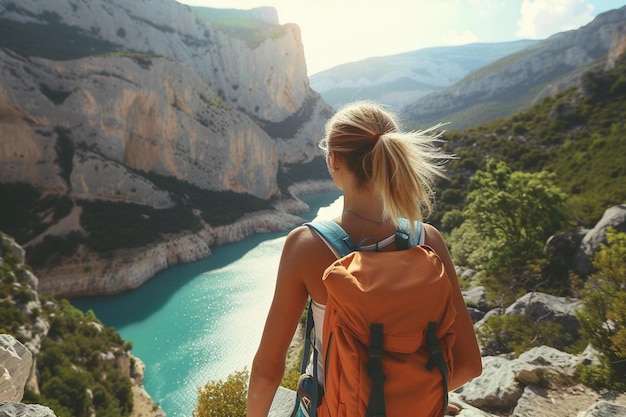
[{"x1": 343, "y1": 209, "x2": 385, "y2": 225}]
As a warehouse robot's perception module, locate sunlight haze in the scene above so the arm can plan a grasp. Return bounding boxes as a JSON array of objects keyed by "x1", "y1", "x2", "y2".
[{"x1": 176, "y1": 1, "x2": 620, "y2": 74}]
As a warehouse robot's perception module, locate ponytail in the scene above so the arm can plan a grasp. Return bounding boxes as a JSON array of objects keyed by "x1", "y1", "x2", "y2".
[
  {"x1": 372, "y1": 127, "x2": 449, "y2": 226},
  {"x1": 320, "y1": 101, "x2": 451, "y2": 226}
]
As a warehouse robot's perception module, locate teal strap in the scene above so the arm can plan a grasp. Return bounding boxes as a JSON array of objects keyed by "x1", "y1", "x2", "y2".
[
  {"x1": 305, "y1": 219, "x2": 423, "y2": 256},
  {"x1": 305, "y1": 220, "x2": 357, "y2": 258}
]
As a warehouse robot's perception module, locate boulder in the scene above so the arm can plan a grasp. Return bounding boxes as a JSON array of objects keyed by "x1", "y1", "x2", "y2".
[
  {"x1": 0, "y1": 335, "x2": 33, "y2": 403},
  {"x1": 456, "y1": 346, "x2": 586, "y2": 412},
  {"x1": 269, "y1": 386, "x2": 296, "y2": 417},
  {"x1": 462, "y1": 286, "x2": 489, "y2": 311},
  {"x1": 0, "y1": 402, "x2": 57, "y2": 417},
  {"x1": 575, "y1": 204, "x2": 626, "y2": 275},
  {"x1": 505, "y1": 292, "x2": 582, "y2": 343},
  {"x1": 577, "y1": 401, "x2": 626, "y2": 417}
]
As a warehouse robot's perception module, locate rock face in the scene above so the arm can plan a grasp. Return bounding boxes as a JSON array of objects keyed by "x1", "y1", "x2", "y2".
[
  {"x1": 0, "y1": 402, "x2": 57, "y2": 417},
  {"x1": 402, "y1": 6, "x2": 626, "y2": 128},
  {"x1": 0, "y1": 0, "x2": 332, "y2": 202},
  {"x1": 606, "y1": 22, "x2": 626, "y2": 69},
  {"x1": 0, "y1": 335, "x2": 32, "y2": 403}
]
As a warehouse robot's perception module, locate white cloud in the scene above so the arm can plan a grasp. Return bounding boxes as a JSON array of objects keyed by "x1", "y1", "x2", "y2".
[
  {"x1": 443, "y1": 30, "x2": 481, "y2": 46},
  {"x1": 516, "y1": 0, "x2": 595, "y2": 39}
]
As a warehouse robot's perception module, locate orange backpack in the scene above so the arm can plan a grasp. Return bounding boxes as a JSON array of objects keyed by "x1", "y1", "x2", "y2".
[{"x1": 301, "y1": 219, "x2": 456, "y2": 417}]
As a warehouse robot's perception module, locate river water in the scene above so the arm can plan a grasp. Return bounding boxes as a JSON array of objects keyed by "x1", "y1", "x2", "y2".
[{"x1": 71, "y1": 191, "x2": 342, "y2": 417}]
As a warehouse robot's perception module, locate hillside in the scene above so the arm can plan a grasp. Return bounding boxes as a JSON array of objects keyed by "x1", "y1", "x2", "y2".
[
  {"x1": 310, "y1": 40, "x2": 537, "y2": 109},
  {"x1": 430, "y1": 53, "x2": 626, "y2": 230},
  {"x1": 402, "y1": 6, "x2": 626, "y2": 130}
]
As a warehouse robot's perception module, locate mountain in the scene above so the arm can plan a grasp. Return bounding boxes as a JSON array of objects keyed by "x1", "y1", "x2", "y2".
[
  {"x1": 309, "y1": 40, "x2": 537, "y2": 110},
  {"x1": 402, "y1": 6, "x2": 626, "y2": 130},
  {"x1": 0, "y1": 0, "x2": 334, "y2": 296}
]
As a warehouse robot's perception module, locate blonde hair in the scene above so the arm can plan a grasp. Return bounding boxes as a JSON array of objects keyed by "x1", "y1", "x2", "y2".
[{"x1": 319, "y1": 101, "x2": 451, "y2": 226}]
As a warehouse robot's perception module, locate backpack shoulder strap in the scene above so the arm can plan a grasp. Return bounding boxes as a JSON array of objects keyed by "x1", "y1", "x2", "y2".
[
  {"x1": 395, "y1": 218, "x2": 424, "y2": 250},
  {"x1": 305, "y1": 220, "x2": 358, "y2": 258},
  {"x1": 307, "y1": 219, "x2": 424, "y2": 255}
]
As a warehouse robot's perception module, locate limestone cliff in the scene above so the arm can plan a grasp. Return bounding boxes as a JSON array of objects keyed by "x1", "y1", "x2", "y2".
[
  {"x1": 0, "y1": 0, "x2": 332, "y2": 201},
  {"x1": 0, "y1": 0, "x2": 335, "y2": 296}
]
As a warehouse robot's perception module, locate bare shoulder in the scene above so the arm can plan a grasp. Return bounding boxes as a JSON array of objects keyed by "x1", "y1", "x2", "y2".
[
  {"x1": 282, "y1": 224, "x2": 334, "y2": 265},
  {"x1": 422, "y1": 223, "x2": 448, "y2": 252},
  {"x1": 284, "y1": 224, "x2": 323, "y2": 251}
]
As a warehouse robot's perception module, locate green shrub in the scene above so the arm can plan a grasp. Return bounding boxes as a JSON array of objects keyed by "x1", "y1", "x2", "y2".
[
  {"x1": 28, "y1": 299, "x2": 134, "y2": 416},
  {"x1": 577, "y1": 228, "x2": 626, "y2": 391},
  {"x1": 478, "y1": 314, "x2": 570, "y2": 356},
  {"x1": 195, "y1": 368, "x2": 249, "y2": 417}
]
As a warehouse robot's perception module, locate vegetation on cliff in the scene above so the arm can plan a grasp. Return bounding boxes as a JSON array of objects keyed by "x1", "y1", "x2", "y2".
[
  {"x1": 433, "y1": 55, "x2": 626, "y2": 228},
  {"x1": 0, "y1": 170, "x2": 276, "y2": 268},
  {"x1": 1, "y1": 234, "x2": 135, "y2": 417}
]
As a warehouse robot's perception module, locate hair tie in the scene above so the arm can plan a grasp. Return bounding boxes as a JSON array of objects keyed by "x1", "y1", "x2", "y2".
[{"x1": 373, "y1": 132, "x2": 382, "y2": 141}]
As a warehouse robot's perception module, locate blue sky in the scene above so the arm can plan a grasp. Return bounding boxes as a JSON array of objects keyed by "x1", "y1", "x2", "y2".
[{"x1": 177, "y1": 0, "x2": 626, "y2": 75}]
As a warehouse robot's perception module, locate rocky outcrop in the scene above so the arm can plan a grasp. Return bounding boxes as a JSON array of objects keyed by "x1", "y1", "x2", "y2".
[
  {"x1": 402, "y1": 6, "x2": 626, "y2": 128},
  {"x1": 575, "y1": 204, "x2": 626, "y2": 275},
  {"x1": 578, "y1": 401, "x2": 626, "y2": 416},
  {"x1": 606, "y1": 22, "x2": 626, "y2": 69},
  {"x1": 0, "y1": 335, "x2": 32, "y2": 403},
  {"x1": 0, "y1": 402, "x2": 57, "y2": 417},
  {"x1": 475, "y1": 291, "x2": 583, "y2": 356}
]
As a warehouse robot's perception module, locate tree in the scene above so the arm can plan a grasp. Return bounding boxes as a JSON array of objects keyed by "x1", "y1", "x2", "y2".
[
  {"x1": 195, "y1": 368, "x2": 249, "y2": 417},
  {"x1": 577, "y1": 228, "x2": 626, "y2": 391},
  {"x1": 447, "y1": 160, "x2": 568, "y2": 299}
]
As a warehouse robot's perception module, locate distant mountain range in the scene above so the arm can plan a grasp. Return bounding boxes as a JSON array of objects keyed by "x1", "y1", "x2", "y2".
[
  {"x1": 402, "y1": 5, "x2": 626, "y2": 130},
  {"x1": 309, "y1": 40, "x2": 537, "y2": 110},
  {"x1": 311, "y1": 5, "x2": 626, "y2": 130}
]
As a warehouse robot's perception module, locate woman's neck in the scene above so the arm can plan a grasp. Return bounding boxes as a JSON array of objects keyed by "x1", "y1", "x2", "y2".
[{"x1": 341, "y1": 188, "x2": 385, "y2": 225}]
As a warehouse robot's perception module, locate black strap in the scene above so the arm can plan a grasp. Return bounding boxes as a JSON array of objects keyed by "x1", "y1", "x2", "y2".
[
  {"x1": 425, "y1": 322, "x2": 449, "y2": 416},
  {"x1": 291, "y1": 301, "x2": 319, "y2": 417},
  {"x1": 366, "y1": 323, "x2": 386, "y2": 417}
]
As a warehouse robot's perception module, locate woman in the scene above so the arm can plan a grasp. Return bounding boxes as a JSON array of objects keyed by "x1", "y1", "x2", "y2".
[{"x1": 246, "y1": 101, "x2": 482, "y2": 416}]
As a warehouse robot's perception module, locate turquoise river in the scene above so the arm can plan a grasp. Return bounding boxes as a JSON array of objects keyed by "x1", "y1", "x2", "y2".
[{"x1": 71, "y1": 192, "x2": 342, "y2": 417}]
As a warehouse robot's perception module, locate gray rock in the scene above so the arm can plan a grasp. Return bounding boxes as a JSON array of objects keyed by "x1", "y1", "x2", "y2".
[
  {"x1": 0, "y1": 335, "x2": 33, "y2": 403},
  {"x1": 511, "y1": 385, "x2": 549, "y2": 417},
  {"x1": 463, "y1": 286, "x2": 489, "y2": 311},
  {"x1": 457, "y1": 346, "x2": 588, "y2": 412},
  {"x1": 269, "y1": 387, "x2": 296, "y2": 417},
  {"x1": 575, "y1": 204, "x2": 626, "y2": 275},
  {"x1": 461, "y1": 268, "x2": 478, "y2": 280},
  {"x1": 505, "y1": 292, "x2": 582, "y2": 346},
  {"x1": 454, "y1": 355, "x2": 524, "y2": 410},
  {"x1": 0, "y1": 402, "x2": 57, "y2": 417},
  {"x1": 577, "y1": 401, "x2": 626, "y2": 417}
]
